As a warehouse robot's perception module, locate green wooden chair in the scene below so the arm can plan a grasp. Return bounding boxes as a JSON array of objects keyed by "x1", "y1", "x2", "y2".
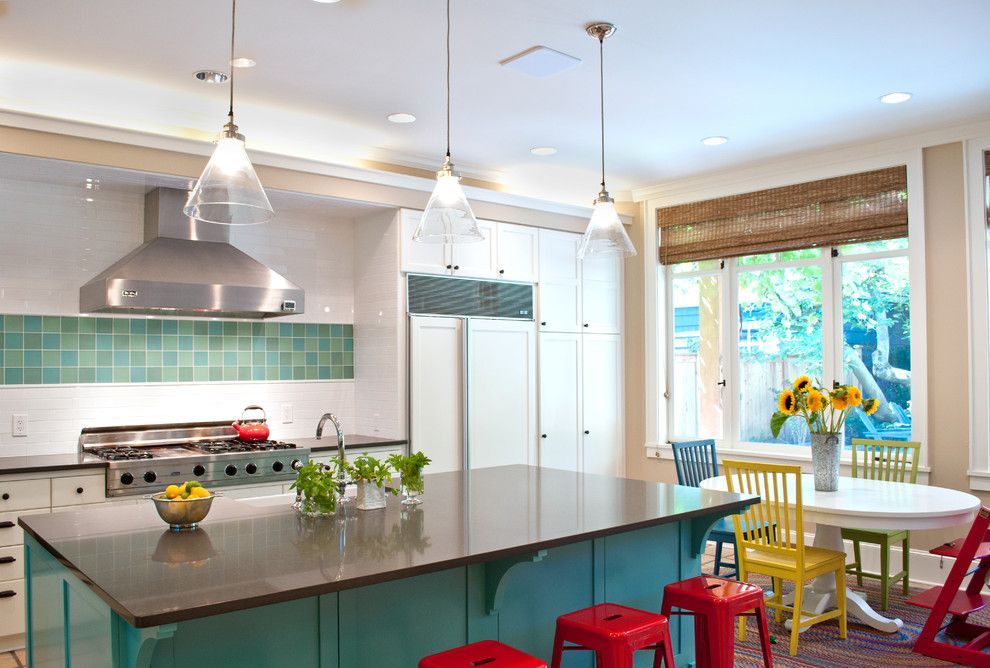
[{"x1": 841, "y1": 438, "x2": 921, "y2": 611}]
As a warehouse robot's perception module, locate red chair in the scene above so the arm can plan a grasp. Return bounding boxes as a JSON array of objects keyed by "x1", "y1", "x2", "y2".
[
  {"x1": 420, "y1": 640, "x2": 547, "y2": 668},
  {"x1": 661, "y1": 576, "x2": 773, "y2": 668},
  {"x1": 550, "y1": 603, "x2": 675, "y2": 668}
]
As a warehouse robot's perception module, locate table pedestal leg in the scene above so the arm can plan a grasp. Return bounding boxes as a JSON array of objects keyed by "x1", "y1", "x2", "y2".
[{"x1": 779, "y1": 524, "x2": 903, "y2": 633}]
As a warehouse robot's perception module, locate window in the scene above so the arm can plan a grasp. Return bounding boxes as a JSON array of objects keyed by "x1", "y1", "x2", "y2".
[{"x1": 666, "y1": 242, "x2": 912, "y2": 450}]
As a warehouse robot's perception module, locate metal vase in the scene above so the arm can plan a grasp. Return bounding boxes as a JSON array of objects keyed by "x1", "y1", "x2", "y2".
[
  {"x1": 356, "y1": 481, "x2": 387, "y2": 510},
  {"x1": 810, "y1": 432, "x2": 841, "y2": 492}
]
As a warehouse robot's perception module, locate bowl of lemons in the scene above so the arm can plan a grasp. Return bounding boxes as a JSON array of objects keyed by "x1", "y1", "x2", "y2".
[{"x1": 151, "y1": 481, "x2": 215, "y2": 532}]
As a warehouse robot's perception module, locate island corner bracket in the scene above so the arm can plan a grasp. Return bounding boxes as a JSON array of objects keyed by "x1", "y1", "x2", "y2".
[{"x1": 484, "y1": 549, "x2": 549, "y2": 615}]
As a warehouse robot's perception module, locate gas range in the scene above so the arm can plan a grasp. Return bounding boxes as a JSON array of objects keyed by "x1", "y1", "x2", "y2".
[{"x1": 80, "y1": 421, "x2": 310, "y2": 497}]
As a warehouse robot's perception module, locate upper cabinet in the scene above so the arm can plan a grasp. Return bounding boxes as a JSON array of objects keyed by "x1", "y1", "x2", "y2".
[
  {"x1": 537, "y1": 229, "x2": 622, "y2": 335},
  {"x1": 496, "y1": 223, "x2": 539, "y2": 282},
  {"x1": 400, "y1": 210, "x2": 517, "y2": 281},
  {"x1": 581, "y1": 254, "x2": 622, "y2": 334}
]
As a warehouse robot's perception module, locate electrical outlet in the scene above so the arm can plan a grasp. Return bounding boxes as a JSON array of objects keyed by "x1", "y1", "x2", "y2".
[
  {"x1": 12, "y1": 414, "x2": 27, "y2": 437},
  {"x1": 280, "y1": 403, "x2": 293, "y2": 424}
]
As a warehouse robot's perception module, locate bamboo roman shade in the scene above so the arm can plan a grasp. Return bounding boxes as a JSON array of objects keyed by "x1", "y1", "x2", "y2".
[{"x1": 657, "y1": 166, "x2": 908, "y2": 265}]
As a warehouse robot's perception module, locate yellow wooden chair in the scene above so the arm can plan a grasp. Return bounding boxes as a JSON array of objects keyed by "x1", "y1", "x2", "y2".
[
  {"x1": 724, "y1": 460, "x2": 848, "y2": 657},
  {"x1": 841, "y1": 438, "x2": 921, "y2": 610}
]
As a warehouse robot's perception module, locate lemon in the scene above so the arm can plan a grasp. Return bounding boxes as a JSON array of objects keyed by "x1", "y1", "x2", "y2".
[
  {"x1": 190, "y1": 487, "x2": 210, "y2": 499},
  {"x1": 165, "y1": 485, "x2": 181, "y2": 499}
]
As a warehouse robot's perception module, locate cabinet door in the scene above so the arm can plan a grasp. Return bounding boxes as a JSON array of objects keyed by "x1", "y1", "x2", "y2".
[
  {"x1": 410, "y1": 316, "x2": 464, "y2": 473},
  {"x1": 537, "y1": 229, "x2": 582, "y2": 333},
  {"x1": 496, "y1": 223, "x2": 539, "y2": 282},
  {"x1": 467, "y1": 319, "x2": 537, "y2": 469},
  {"x1": 582, "y1": 334, "x2": 623, "y2": 477},
  {"x1": 538, "y1": 333, "x2": 581, "y2": 471},
  {"x1": 581, "y1": 254, "x2": 622, "y2": 334},
  {"x1": 400, "y1": 209, "x2": 450, "y2": 275},
  {"x1": 451, "y1": 219, "x2": 497, "y2": 278}
]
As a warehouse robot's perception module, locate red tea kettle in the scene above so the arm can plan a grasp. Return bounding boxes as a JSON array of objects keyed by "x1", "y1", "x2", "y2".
[{"x1": 232, "y1": 405, "x2": 270, "y2": 442}]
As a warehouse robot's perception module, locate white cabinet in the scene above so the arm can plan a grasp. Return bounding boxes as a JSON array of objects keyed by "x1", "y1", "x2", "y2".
[
  {"x1": 496, "y1": 223, "x2": 539, "y2": 282},
  {"x1": 467, "y1": 318, "x2": 538, "y2": 470},
  {"x1": 0, "y1": 479, "x2": 50, "y2": 512},
  {"x1": 51, "y1": 474, "x2": 105, "y2": 507},
  {"x1": 409, "y1": 316, "x2": 464, "y2": 473},
  {"x1": 537, "y1": 230, "x2": 583, "y2": 333},
  {"x1": 582, "y1": 334, "x2": 623, "y2": 476},
  {"x1": 0, "y1": 580, "x2": 25, "y2": 638},
  {"x1": 400, "y1": 209, "x2": 449, "y2": 275},
  {"x1": 581, "y1": 255, "x2": 622, "y2": 334},
  {"x1": 538, "y1": 333, "x2": 582, "y2": 471},
  {"x1": 450, "y1": 219, "x2": 497, "y2": 278}
]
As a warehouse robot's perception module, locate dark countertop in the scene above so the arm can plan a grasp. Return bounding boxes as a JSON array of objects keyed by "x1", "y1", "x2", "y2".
[
  {"x1": 0, "y1": 435, "x2": 405, "y2": 476},
  {"x1": 19, "y1": 465, "x2": 756, "y2": 628},
  {"x1": 0, "y1": 452, "x2": 107, "y2": 475}
]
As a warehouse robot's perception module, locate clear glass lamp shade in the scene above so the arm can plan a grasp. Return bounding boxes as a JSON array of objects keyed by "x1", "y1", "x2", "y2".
[
  {"x1": 183, "y1": 137, "x2": 275, "y2": 225},
  {"x1": 413, "y1": 174, "x2": 484, "y2": 244},
  {"x1": 577, "y1": 198, "x2": 637, "y2": 259}
]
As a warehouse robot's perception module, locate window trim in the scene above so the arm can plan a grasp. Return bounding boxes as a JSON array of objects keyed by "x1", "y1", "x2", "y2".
[
  {"x1": 965, "y1": 137, "x2": 990, "y2": 489},
  {"x1": 644, "y1": 150, "x2": 928, "y2": 469}
]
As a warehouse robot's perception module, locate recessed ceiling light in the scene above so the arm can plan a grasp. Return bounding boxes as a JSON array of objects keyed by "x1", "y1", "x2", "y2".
[
  {"x1": 530, "y1": 146, "x2": 557, "y2": 156},
  {"x1": 312, "y1": 0, "x2": 341, "y2": 3},
  {"x1": 193, "y1": 70, "x2": 228, "y2": 84},
  {"x1": 701, "y1": 136, "x2": 729, "y2": 146},
  {"x1": 879, "y1": 91, "x2": 912, "y2": 104},
  {"x1": 386, "y1": 112, "x2": 416, "y2": 124},
  {"x1": 84, "y1": 197, "x2": 94, "y2": 202},
  {"x1": 230, "y1": 57, "x2": 256, "y2": 68}
]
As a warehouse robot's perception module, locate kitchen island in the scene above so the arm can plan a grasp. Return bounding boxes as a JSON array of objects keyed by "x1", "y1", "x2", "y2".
[{"x1": 19, "y1": 465, "x2": 755, "y2": 667}]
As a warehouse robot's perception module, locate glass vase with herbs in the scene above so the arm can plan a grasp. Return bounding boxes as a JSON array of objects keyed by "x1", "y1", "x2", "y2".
[
  {"x1": 347, "y1": 454, "x2": 397, "y2": 511},
  {"x1": 290, "y1": 459, "x2": 341, "y2": 518},
  {"x1": 388, "y1": 451, "x2": 432, "y2": 506}
]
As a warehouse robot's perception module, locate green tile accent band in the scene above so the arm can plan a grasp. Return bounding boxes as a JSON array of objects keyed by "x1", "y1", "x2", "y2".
[{"x1": 0, "y1": 315, "x2": 354, "y2": 385}]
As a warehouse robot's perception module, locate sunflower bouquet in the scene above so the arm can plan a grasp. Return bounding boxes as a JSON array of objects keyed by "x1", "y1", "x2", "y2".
[{"x1": 770, "y1": 374, "x2": 879, "y2": 438}]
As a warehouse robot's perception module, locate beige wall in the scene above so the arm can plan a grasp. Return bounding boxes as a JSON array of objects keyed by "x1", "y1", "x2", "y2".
[{"x1": 621, "y1": 141, "x2": 988, "y2": 546}]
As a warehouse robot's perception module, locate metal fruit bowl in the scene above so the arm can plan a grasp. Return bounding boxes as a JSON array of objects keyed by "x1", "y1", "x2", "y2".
[{"x1": 151, "y1": 494, "x2": 215, "y2": 532}]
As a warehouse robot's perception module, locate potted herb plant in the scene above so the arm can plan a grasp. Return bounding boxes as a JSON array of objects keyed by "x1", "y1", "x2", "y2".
[
  {"x1": 388, "y1": 451, "x2": 432, "y2": 506},
  {"x1": 290, "y1": 460, "x2": 340, "y2": 517},
  {"x1": 771, "y1": 374, "x2": 879, "y2": 491},
  {"x1": 347, "y1": 454, "x2": 396, "y2": 510}
]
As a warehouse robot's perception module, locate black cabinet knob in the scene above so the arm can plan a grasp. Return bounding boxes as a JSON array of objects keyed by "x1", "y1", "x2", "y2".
[
  {"x1": 541, "y1": 434, "x2": 547, "y2": 439},
  {"x1": 453, "y1": 265, "x2": 460, "y2": 270},
  {"x1": 0, "y1": 590, "x2": 16, "y2": 599},
  {"x1": 1, "y1": 493, "x2": 8, "y2": 501},
  {"x1": 272, "y1": 461, "x2": 284, "y2": 472},
  {"x1": 446, "y1": 264, "x2": 452, "y2": 269},
  {"x1": 193, "y1": 465, "x2": 206, "y2": 476},
  {"x1": 143, "y1": 471, "x2": 157, "y2": 483},
  {"x1": 246, "y1": 463, "x2": 258, "y2": 475},
  {"x1": 0, "y1": 521, "x2": 14, "y2": 529},
  {"x1": 583, "y1": 323, "x2": 589, "y2": 328},
  {"x1": 0, "y1": 556, "x2": 14, "y2": 564},
  {"x1": 76, "y1": 487, "x2": 84, "y2": 495},
  {"x1": 225, "y1": 465, "x2": 238, "y2": 476},
  {"x1": 584, "y1": 430, "x2": 590, "y2": 435},
  {"x1": 120, "y1": 473, "x2": 134, "y2": 485},
  {"x1": 540, "y1": 321, "x2": 547, "y2": 326},
  {"x1": 499, "y1": 269, "x2": 505, "y2": 275}
]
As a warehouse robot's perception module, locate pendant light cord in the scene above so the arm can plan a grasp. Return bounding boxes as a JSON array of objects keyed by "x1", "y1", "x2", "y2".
[
  {"x1": 228, "y1": 0, "x2": 237, "y2": 123},
  {"x1": 445, "y1": 0, "x2": 451, "y2": 159},
  {"x1": 598, "y1": 33, "x2": 606, "y2": 191}
]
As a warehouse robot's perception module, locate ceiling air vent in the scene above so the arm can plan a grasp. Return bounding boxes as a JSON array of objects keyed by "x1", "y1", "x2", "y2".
[{"x1": 499, "y1": 46, "x2": 581, "y2": 78}]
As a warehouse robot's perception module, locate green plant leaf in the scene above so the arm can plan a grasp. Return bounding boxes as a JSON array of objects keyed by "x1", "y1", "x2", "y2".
[{"x1": 770, "y1": 411, "x2": 791, "y2": 439}]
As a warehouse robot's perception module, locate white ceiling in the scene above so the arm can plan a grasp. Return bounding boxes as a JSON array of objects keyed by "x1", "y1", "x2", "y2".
[{"x1": 1, "y1": 0, "x2": 989, "y2": 205}]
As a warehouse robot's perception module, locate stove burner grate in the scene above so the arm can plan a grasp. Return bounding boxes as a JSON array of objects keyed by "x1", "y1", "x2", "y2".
[
  {"x1": 194, "y1": 439, "x2": 297, "y2": 454},
  {"x1": 93, "y1": 447, "x2": 154, "y2": 461}
]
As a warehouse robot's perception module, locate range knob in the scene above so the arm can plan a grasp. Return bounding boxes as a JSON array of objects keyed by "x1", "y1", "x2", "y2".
[
  {"x1": 120, "y1": 472, "x2": 134, "y2": 485},
  {"x1": 193, "y1": 464, "x2": 206, "y2": 477},
  {"x1": 272, "y1": 461, "x2": 284, "y2": 472},
  {"x1": 143, "y1": 471, "x2": 157, "y2": 483},
  {"x1": 245, "y1": 463, "x2": 258, "y2": 475},
  {"x1": 225, "y1": 464, "x2": 238, "y2": 476},
  {"x1": 291, "y1": 459, "x2": 302, "y2": 471}
]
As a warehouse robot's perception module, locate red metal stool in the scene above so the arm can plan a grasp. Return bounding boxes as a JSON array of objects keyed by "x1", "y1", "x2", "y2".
[
  {"x1": 661, "y1": 576, "x2": 773, "y2": 668},
  {"x1": 420, "y1": 640, "x2": 547, "y2": 668},
  {"x1": 550, "y1": 603, "x2": 675, "y2": 668}
]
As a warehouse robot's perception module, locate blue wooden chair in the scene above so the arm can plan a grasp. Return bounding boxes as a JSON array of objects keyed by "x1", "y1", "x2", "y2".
[{"x1": 671, "y1": 439, "x2": 737, "y2": 578}]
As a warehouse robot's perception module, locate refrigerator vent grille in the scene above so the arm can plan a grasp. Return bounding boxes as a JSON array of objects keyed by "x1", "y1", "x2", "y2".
[{"x1": 407, "y1": 274, "x2": 534, "y2": 320}]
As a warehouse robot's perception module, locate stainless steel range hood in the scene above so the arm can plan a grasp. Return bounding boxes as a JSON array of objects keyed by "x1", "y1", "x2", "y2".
[{"x1": 80, "y1": 188, "x2": 304, "y2": 319}]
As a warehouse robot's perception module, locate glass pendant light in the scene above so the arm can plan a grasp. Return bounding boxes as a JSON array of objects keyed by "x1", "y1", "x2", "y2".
[
  {"x1": 412, "y1": 0, "x2": 483, "y2": 244},
  {"x1": 184, "y1": 0, "x2": 274, "y2": 226},
  {"x1": 577, "y1": 23, "x2": 636, "y2": 260}
]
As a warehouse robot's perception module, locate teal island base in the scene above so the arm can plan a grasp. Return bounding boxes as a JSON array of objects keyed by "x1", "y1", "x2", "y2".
[{"x1": 25, "y1": 520, "x2": 717, "y2": 667}]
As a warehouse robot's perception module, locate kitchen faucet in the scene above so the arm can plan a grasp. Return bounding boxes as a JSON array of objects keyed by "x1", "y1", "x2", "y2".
[{"x1": 316, "y1": 413, "x2": 348, "y2": 501}]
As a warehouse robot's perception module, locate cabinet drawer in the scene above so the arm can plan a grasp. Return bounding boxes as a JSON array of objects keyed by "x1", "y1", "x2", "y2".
[
  {"x1": 0, "y1": 509, "x2": 50, "y2": 548},
  {"x1": 52, "y1": 474, "x2": 105, "y2": 507},
  {"x1": 0, "y1": 546, "x2": 22, "y2": 582},
  {"x1": 0, "y1": 579, "x2": 25, "y2": 637},
  {"x1": 0, "y1": 478, "x2": 50, "y2": 512}
]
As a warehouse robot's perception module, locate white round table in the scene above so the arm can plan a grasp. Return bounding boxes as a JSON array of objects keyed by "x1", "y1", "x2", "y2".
[{"x1": 700, "y1": 473, "x2": 980, "y2": 633}]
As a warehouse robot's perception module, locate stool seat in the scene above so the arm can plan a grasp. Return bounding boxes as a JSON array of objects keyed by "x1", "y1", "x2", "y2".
[
  {"x1": 419, "y1": 640, "x2": 547, "y2": 668},
  {"x1": 551, "y1": 603, "x2": 674, "y2": 667},
  {"x1": 662, "y1": 576, "x2": 773, "y2": 668}
]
